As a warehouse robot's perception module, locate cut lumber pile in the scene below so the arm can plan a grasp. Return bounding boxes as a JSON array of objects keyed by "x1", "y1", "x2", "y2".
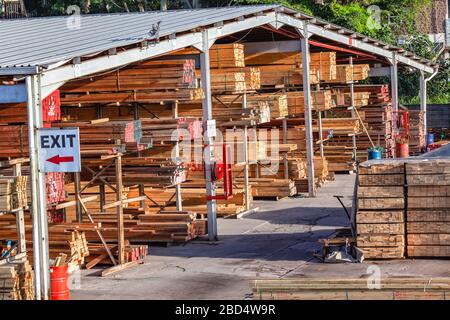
[
  {"x1": 252, "y1": 277, "x2": 450, "y2": 300},
  {"x1": 83, "y1": 157, "x2": 187, "y2": 187},
  {"x1": 245, "y1": 51, "x2": 336, "y2": 82},
  {"x1": 0, "y1": 176, "x2": 27, "y2": 212},
  {"x1": 356, "y1": 161, "x2": 405, "y2": 259},
  {"x1": 195, "y1": 67, "x2": 260, "y2": 92},
  {"x1": 238, "y1": 178, "x2": 297, "y2": 199},
  {"x1": 406, "y1": 159, "x2": 450, "y2": 257},
  {"x1": 408, "y1": 110, "x2": 425, "y2": 155},
  {"x1": 60, "y1": 59, "x2": 204, "y2": 105},
  {"x1": 287, "y1": 90, "x2": 334, "y2": 115},
  {"x1": 177, "y1": 100, "x2": 270, "y2": 126},
  {"x1": 0, "y1": 259, "x2": 34, "y2": 300},
  {"x1": 140, "y1": 118, "x2": 203, "y2": 144},
  {"x1": 327, "y1": 64, "x2": 369, "y2": 83},
  {"x1": 63, "y1": 60, "x2": 197, "y2": 93}
]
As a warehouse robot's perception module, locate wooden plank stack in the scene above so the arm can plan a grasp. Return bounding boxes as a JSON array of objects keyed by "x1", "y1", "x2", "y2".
[
  {"x1": 406, "y1": 160, "x2": 450, "y2": 257},
  {"x1": 287, "y1": 90, "x2": 334, "y2": 115},
  {"x1": 0, "y1": 259, "x2": 34, "y2": 300},
  {"x1": 60, "y1": 59, "x2": 203, "y2": 105},
  {"x1": 252, "y1": 278, "x2": 450, "y2": 300},
  {"x1": 327, "y1": 64, "x2": 369, "y2": 83},
  {"x1": 0, "y1": 176, "x2": 27, "y2": 212},
  {"x1": 356, "y1": 161, "x2": 406, "y2": 259},
  {"x1": 408, "y1": 110, "x2": 425, "y2": 155}
]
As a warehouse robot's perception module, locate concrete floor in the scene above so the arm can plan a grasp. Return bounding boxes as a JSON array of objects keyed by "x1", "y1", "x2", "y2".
[{"x1": 71, "y1": 174, "x2": 450, "y2": 300}]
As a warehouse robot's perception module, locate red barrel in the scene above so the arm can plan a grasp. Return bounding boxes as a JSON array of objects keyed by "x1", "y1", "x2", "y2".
[
  {"x1": 396, "y1": 143, "x2": 409, "y2": 158},
  {"x1": 50, "y1": 265, "x2": 70, "y2": 300}
]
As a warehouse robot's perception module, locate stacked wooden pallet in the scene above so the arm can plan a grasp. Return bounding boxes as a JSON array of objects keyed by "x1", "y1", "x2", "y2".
[
  {"x1": 0, "y1": 259, "x2": 34, "y2": 300},
  {"x1": 244, "y1": 178, "x2": 297, "y2": 199},
  {"x1": 252, "y1": 277, "x2": 450, "y2": 300},
  {"x1": 195, "y1": 67, "x2": 260, "y2": 92},
  {"x1": 406, "y1": 160, "x2": 450, "y2": 257},
  {"x1": 356, "y1": 161, "x2": 406, "y2": 259},
  {"x1": 0, "y1": 176, "x2": 27, "y2": 212}
]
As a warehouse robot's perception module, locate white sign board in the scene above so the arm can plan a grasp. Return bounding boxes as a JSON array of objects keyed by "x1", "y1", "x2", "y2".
[{"x1": 38, "y1": 128, "x2": 81, "y2": 172}]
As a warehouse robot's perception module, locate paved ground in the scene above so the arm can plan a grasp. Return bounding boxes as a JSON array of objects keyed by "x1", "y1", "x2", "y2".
[{"x1": 71, "y1": 174, "x2": 450, "y2": 300}]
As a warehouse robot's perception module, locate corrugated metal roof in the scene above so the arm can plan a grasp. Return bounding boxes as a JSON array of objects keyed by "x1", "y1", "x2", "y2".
[
  {"x1": 0, "y1": 5, "x2": 279, "y2": 68},
  {"x1": 0, "y1": 4, "x2": 435, "y2": 72}
]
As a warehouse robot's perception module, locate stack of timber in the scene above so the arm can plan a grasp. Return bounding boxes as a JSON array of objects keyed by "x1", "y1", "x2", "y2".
[
  {"x1": 287, "y1": 90, "x2": 334, "y2": 116},
  {"x1": 177, "y1": 100, "x2": 271, "y2": 126},
  {"x1": 314, "y1": 118, "x2": 360, "y2": 172},
  {"x1": 406, "y1": 159, "x2": 450, "y2": 257},
  {"x1": 408, "y1": 110, "x2": 425, "y2": 155},
  {"x1": 326, "y1": 64, "x2": 369, "y2": 83},
  {"x1": 0, "y1": 259, "x2": 34, "y2": 300},
  {"x1": 0, "y1": 214, "x2": 91, "y2": 264},
  {"x1": 294, "y1": 156, "x2": 330, "y2": 193},
  {"x1": 140, "y1": 118, "x2": 203, "y2": 145},
  {"x1": 83, "y1": 157, "x2": 186, "y2": 187},
  {"x1": 172, "y1": 44, "x2": 245, "y2": 68},
  {"x1": 0, "y1": 176, "x2": 28, "y2": 212},
  {"x1": 60, "y1": 59, "x2": 204, "y2": 105},
  {"x1": 252, "y1": 277, "x2": 450, "y2": 300},
  {"x1": 195, "y1": 67, "x2": 260, "y2": 92},
  {"x1": 80, "y1": 209, "x2": 205, "y2": 243},
  {"x1": 239, "y1": 178, "x2": 297, "y2": 200},
  {"x1": 356, "y1": 161, "x2": 406, "y2": 259},
  {"x1": 245, "y1": 51, "x2": 336, "y2": 83}
]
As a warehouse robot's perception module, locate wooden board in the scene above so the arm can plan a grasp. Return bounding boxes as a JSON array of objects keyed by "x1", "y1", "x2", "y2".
[
  {"x1": 357, "y1": 211, "x2": 404, "y2": 223},
  {"x1": 358, "y1": 174, "x2": 404, "y2": 186},
  {"x1": 357, "y1": 223, "x2": 405, "y2": 235},
  {"x1": 358, "y1": 186, "x2": 404, "y2": 198},
  {"x1": 357, "y1": 198, "x2": 404, "y2": 210}
]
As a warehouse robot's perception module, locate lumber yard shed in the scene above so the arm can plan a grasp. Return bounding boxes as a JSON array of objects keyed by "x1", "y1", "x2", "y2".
[{"x1": 0, "y1": 5, "x2": 437, "y2": 300}]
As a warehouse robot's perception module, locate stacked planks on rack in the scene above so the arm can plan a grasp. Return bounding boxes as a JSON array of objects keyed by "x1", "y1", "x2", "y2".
[
  {"x1": 245, "y1": 51, "x2": 337, "y2": 85},
  {"x1": 314, "y1": 118, "x2": 361, "y2": 172},
  {"x1": 252, "y1": 277, "x2": 450, "y2": 300},
  {"x1": 408, "y1": 110, "x2": 425, "y2": 155},
  {"x1": 356, "y1": 161, "x2": 406, "y2": 259},
  {"x1": 327, "y1": 64, "x2": 370, "y2": 83},
  {"x1": 0, "y1": 258, "x2": 34, "y2": 300},
  {"x1": 406, "y1": 159, "x2": 450, "y2": 258},
  {"x1": 0, "y1": 176, "x2": 28, "y2": 212},
  {"x1": 327, "y1": 85, "x2": 395, "y2": 161},
  {"x1": 60, "y1": 59, "x2": 203, "y2": 105}
]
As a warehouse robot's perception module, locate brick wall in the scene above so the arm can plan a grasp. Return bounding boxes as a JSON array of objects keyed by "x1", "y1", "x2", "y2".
[{"x1": 416, "y1": 0, "x2": 449, "y2": 34}]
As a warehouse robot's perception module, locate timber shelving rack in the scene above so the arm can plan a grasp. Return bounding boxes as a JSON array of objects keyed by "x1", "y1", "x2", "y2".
[{"x1": 0, "y1": 5, "x2": 436, "y2": 299}]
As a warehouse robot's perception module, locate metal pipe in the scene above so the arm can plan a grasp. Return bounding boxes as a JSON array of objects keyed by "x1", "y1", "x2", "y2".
[
  {"x1": 419, "y1": 69, "x2": 439, "y2": 135},
  {"x1": 300, "y1": 27, "x2": 316, "y2": 197},
  {"x1": 200, "y1": 29, "x2": 218, "y2": 241},
  {"x1": 390, "y1": 55, "x2": 399, "y2": 112},
  {"x1": 26, "y1": 76, "x2": 42, "y2": 300}
]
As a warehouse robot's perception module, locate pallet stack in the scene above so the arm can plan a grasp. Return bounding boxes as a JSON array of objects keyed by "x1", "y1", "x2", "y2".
[
  {"x1": 406, "y1": 160, "x2": 450, "y2": 257},
  {"x1": 408, "y1": 110, "x2": 425, "y2": 155},
  {"x1": 356, "y1": 161, "x2": 406, "y2": 259}
]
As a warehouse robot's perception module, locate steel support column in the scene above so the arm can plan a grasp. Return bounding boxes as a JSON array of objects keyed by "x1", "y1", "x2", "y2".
[
  {"x1": 26, "y1": 75, "x2": 50, "y2": 300},
  {"x1": 419, "y1": 71, "x2": 427, "y2": 134},
  {"x1": 390, "y1": 56, "x2": 399, "y2": 112},
  {"x1": 199, "y1": 30, "x2": 218, "y2": 241},
  {"x1": 300, "y1": 27, "x2": 316, "y2": 197}
]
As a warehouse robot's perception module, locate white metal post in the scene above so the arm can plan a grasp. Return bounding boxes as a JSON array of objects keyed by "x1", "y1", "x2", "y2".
[
  {"x1": 349, "y1": 57, "x2": 357, "y2": 164},
  {"x1": 199, "y1": 30, "x2": 218, "y2": 241},
  {"x1": 242, "y1": 93, "x2": 250, "y2": 211},
  {"x1": 419, "y1": 70, "x2": 427, "y2": 134},
  {"x1": 300, "y1": 27, "x2": 316, "y2": 197},
  {"x1": 172, "y1": 101, "x2": 183, "y2": 211},
  {"x1": 26, "y1": 75, "x2": 50, "y2": 299},
  {"x1": 390, "y1": 55, "x2": 399, "y2": 112}
]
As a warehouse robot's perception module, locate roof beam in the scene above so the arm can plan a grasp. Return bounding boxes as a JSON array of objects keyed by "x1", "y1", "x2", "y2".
[
  {"x1": 40, "y1": 11, "x2": 276, "y2": 87},
  {"x1": 276, "y1": 12, "x2": 435, "y2": 74}
]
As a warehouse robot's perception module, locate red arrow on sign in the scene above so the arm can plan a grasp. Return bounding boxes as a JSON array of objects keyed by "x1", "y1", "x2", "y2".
[{"x1": 47, "y1": 155, "x2": 74, "y2": 165}]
